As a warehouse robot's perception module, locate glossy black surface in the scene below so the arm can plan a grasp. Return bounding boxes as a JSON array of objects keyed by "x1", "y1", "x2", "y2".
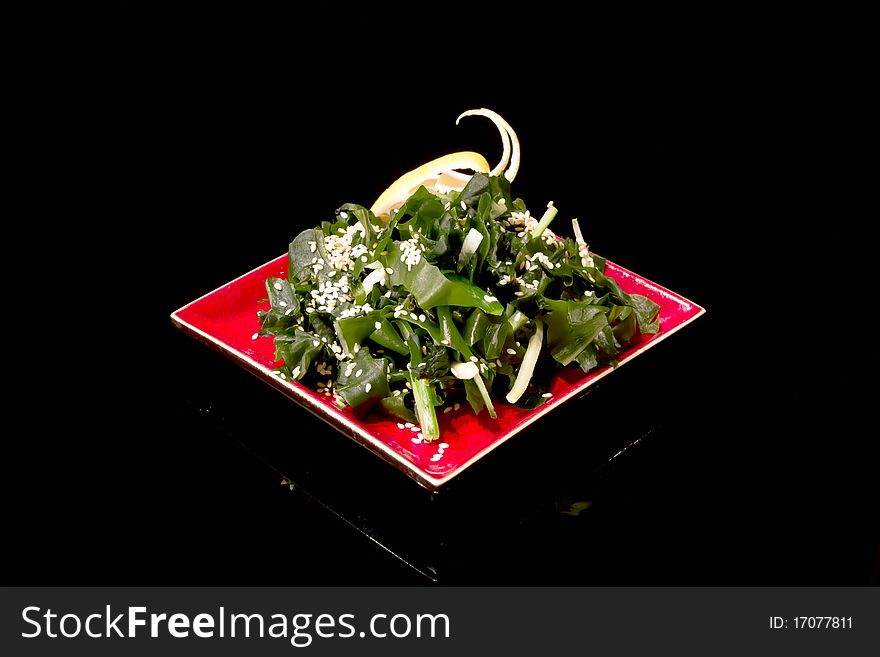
[{"x1": 9, "y1": 29, "x2": 876, "y2": 584}]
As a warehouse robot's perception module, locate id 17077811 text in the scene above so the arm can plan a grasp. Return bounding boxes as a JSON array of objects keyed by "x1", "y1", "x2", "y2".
[{"x1": 770, "y1": 617, "x2": 853, "y2": 630}]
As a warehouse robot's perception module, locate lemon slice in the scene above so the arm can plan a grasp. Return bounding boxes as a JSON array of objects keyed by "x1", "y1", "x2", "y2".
[
  {"x1": 370, "y1": 151, "x2": 490, "y2": 217},
  {"x1": 370, "y1": 109, "x2": 522, "y2": 217}
]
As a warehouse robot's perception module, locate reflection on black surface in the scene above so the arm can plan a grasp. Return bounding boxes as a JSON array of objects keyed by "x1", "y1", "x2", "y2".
[
  {"x1": 169, "y1": 306, "x2": 879, "y2": 584},
  {"x1": 182, "y1": 375, "x2": 659, "y2": 583},
  {"x1": 171, "y1": 314, "x2": 707, "y2": 583}
]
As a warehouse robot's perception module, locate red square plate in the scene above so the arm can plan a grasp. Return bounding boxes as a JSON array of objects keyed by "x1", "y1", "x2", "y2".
[{"x1": 171, "y1": 254, "x2": 704, "y2": 490}]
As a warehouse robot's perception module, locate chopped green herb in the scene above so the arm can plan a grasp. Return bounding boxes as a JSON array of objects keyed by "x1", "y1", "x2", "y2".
[{"x1": 258, "y1": 173, "x2": 660, "y2": 440}]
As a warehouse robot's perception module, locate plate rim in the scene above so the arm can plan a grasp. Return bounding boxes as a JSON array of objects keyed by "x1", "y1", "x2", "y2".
[{"x1": 170, "y1": 254, "x2": 706, "y2": 491}]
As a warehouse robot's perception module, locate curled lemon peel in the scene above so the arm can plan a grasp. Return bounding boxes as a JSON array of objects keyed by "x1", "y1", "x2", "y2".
[
  {"x1": 454, "y1": 108, "x2": 521, "y2": 183},
  {"x1": 369, "y1": 109, "x2": 521, "y2": 217}
]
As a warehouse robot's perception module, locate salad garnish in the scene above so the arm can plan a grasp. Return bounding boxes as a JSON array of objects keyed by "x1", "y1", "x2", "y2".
[{"x1": 257, "y1": 110, "x2": 660, "y2": 440}]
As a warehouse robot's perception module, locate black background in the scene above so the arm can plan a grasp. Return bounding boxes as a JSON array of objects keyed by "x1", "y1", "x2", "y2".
[{"x1": 8, "y1": 16, "x2": 876, "y2": 585}]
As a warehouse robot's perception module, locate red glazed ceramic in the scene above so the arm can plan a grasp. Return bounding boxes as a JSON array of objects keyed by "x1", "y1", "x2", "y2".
[{"x1": 171, "y1": 254, "x2": 705, "y2": 490}]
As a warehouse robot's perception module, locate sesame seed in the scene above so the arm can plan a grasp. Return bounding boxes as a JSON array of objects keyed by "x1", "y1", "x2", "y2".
[
  {"x1": 306, "y1": 307, "x2": 315, "y2": 314},
  {"x1": 251, "y1": 332, "x2": 259, "y2": 340},
  {"x1": 469, "y1": 356, "x2": 478, "y2": 362},
  {"x1": 411, "y1": 436, "x2": 422, "y2": 444},
  {"x1": 418, "y1": 314, "x2": 426, "y2": 322},
  {"x1": 365, "y1": 383, "x2": 372, "y2": 393},
  {"x1": 417, "y1": 432, "x2": 424, "y2": 439},
  {"x1": 542, "y1": 392, "x2": 553, "y2": 398},
  {"x1": 404, "y1": 422, "x2": 414, "y2": 428},
  {"x1": 310, "y1": 243, "x2": 317, "y2": 252},
  {"x1": 439, "y1": 442, "x2": 449, "y2": 449},
  {"x1": 291, "y1": 366, "x2": 301, "y2": 378},
  {"x1": 515, "y1": 291, "x2": 525, "y2": 296},
  {"x1": 489, "y1": 362, "x2": 496, "y2": 368},
  {"x1": 430, "y1": 454, "x2": 442, "y2": 462},
  {"x1": 410, "y1": 426, "x2": 420, "y2": 432},
  {"x1": 496, "y1": 359, "x2": 503, "y2": 367},
  {"x1": 374, "y1": 321, "x2": 382, "y2": 330},
  {"x1": 339, "y1": 211, "x2": 348, "y2": 219},
  {"x1": 460, "y1": 201, "x2": 466, "y2": 210},
  {"x1": 441, "y1": 339, "x2": 449, "y2": 345},
  {"x1": 385, "y1": 267, "x2": 393, "y2": 274},
  {"x1": 410, "y1": 312, "x2": 418, "y2": 320},
  {"x1": 279, "y1": 300, "x2": 287, "y2": 307},
  {"x1": 355, "y1": 369, "x2": 363, "y2": 377},
  {"x1": 285, "y1": 308, "x2": 293, "y2": 315},
  {"x1": 506, "y1": 348, "x2": 517, "y2": 355},
  {"x1": 273, "y1": 281, "x2": 283, "y2": 290},
  {"x1": 280, "y1": 373, "x2": 286, "y2": 380},
  {"x1": 443, "y1": 407, "x2": 453, "y2": 414},
  {"x1": 421, "y1": 345, "x2": 427, "y2": 355},
  {"x1": 312, "y1": 340, "x2": 320, "y2": 347},
  {"x1": 361, "y1": 255, "x2": 368, "y2": 262},
  {"x1": 484, "y1": 294, "x2": 497, "y2": 302},
  {"x1": 453, "y1": 403, "x2": 460, "y2": 411},
  {"x1": 353, "y1": 343, "x2": 360, "y2": 353},
  {"x1": 405, "y1": 381, "x2": 412, "y2": 389},
  {"x1": 397, "y1": 423, "x2": 405, "y2": 429},
  {"x1": 317, "y1": 382, "x2": 325, "y2": 388}
]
